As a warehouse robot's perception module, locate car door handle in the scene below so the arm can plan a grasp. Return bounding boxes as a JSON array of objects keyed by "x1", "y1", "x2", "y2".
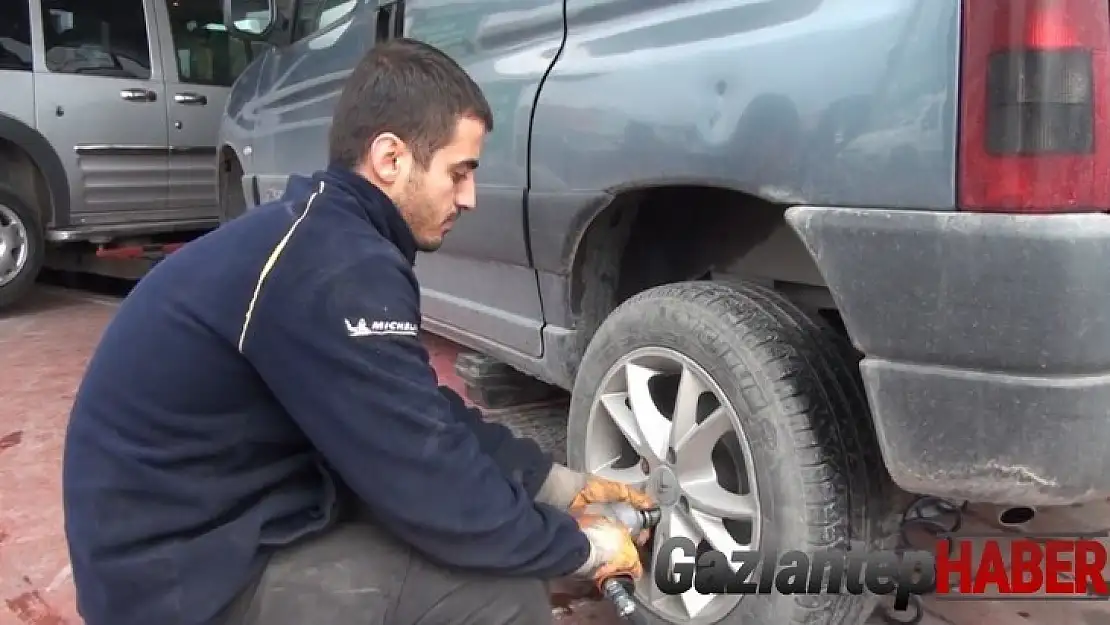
[
  {"x1": 120, "y1": 88, "x2": 157, "y2": 102},
  {"x1": 174, "y1": 92, "x2": 208, "y2": 105}
]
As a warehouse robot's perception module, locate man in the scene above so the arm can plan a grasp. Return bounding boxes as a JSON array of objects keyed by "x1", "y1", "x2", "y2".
[{"x1": 62, "y1": 38, "x2": 653, "y2": 625}]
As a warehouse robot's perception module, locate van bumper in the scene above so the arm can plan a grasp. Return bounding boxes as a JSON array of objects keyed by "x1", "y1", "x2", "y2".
[{"x1": 786, "y1": 206, "x2": 1110, "y2": 506}]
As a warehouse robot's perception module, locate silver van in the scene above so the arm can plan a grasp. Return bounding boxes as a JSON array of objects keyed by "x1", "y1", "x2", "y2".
[{"x1": 0, "y1": 0, "x2": 265, "y2": 308}]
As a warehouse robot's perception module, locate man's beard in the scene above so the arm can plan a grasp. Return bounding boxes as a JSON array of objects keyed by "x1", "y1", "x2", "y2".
[
  {"x1": 399, "y1": 175, "x2": 444, "y2": 253},
  {"x1": 416, "y1": 236, "x2": 443, "y2": 253}
]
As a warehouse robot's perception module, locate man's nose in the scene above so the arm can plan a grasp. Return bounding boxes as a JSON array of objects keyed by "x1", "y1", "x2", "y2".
[{"x1": 456, "y1": 183, "x2": 476, "y2": 211}]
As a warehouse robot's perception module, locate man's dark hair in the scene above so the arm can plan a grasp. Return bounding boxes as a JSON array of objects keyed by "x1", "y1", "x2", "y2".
[{"x1": 328, "y1": 38, "x2": 494, "y2": 170}]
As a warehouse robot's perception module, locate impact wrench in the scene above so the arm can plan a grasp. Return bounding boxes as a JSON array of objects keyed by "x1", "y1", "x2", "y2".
[{"x1": 581, "y1": 502, "x2": 663, "y2": 623}]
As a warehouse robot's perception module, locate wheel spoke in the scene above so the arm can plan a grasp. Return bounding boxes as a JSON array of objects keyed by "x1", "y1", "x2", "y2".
[
  {"x1": 0, "y1": 223, "x2": 22, "y2": 249},
  {"x1": 646, "y1": 507, "x2": 702, "y2": 605},
  {"x1": 668, "y1": 365, "x2": 704, "y2": 451},
  {"x1": 592, "y1": 462, "x2": 649, "y2": 491},
  {"x1": 688, "y1": 508, "x2": 747, "y2": 564},
  {"x1": 0, "y1": 248, "x2": 16, "y2": 277},
  {"x1": 682, "y1": 479, "x2": 757, "y2": 520},
  {"x1": 624, "y1": 363, "x2": 672, "y2": 462},
  {"x1": 599, "y1": 392, "x2": 658, "y2": 463},
  {"x1": 646, "y1": 508, "x2": 722, "y2": 618},
  {"x1": 673, "y1": 407, "x2": 731, "y2": 479},
  {"x1": 679, "y1": 585, "x2": 715, "y2": 619}
]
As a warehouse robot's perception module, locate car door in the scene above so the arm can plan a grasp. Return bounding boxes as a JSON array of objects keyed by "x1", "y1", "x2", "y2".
[
  {"x1": 33, "y1": 0, "x2": 170, "y2": 227},
  {"x1": 0, "y1": 2, "x2": 34, "y2": 128},
  {"x1": 403, "y1": 0, "x2": 564, "y2": 359},
  {"x1": 155, "y1": 0, "x2": 261, "y2": 220}
]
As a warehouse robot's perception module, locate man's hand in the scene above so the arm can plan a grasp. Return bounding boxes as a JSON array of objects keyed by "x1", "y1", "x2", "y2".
[
  {"x1": 538, "y1": 464, "x2": 656, "y2": 512},
  {"x1": 568, "y1": 474, "x2": 656, "y2": 515},
  {"x1": 535, "y1": 464, "x2": 657, "y2": 545},
  {"x1": 572, "y1": 513, "x2": 644, "y2": 589},
  {"x1": 569, "y1": 473, "x2": 656, "y2": 545}
]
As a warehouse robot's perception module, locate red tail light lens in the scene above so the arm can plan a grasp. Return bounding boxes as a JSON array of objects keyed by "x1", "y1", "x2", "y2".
[{"x1": 958, "y1": 0, "x2": 1110, "y2": 212}]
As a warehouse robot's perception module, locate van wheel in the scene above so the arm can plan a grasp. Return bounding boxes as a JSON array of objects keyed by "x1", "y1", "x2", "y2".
[
  {"x1": 566, "y1": 281, "x2": 893, "y2": 625},
  {"x1": 0, "y1": 185, "x2": 44, "y2": 311}
]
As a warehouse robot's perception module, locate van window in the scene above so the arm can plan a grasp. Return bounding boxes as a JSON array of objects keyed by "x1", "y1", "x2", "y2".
[
  {"x1": 294, "y1": 0, "x2": 357, "y2": 41},
  {"x1": 40, "y1": 0, "x2": 152, "y2": 79},
  {"x1": 167, "y1": 0, "x2": 266, "y2": 87},
  {"x1": 0, "y1": 1, "x2": 33, "y2": 71}
]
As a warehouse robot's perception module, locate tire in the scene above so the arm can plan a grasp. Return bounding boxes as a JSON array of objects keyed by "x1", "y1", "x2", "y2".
[
  {"x1": 220, "y1": 159, "x2": 248, "y2": 223},
  {"x1": 0, "y1": 185, "x2": 45, "y2": 311},
  {"x1": 566, "y1": 280, "x2": 896, "y2": 625}
]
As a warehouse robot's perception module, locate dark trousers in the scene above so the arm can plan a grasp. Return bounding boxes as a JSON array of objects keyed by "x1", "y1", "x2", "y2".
[{"x1": 220, "y1": 521, "x2": 555, "y2": 625}]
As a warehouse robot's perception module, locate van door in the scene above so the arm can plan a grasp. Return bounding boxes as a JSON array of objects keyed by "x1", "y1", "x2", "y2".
[
  {"x1": 33, "y1": 0, "x2": 170, "y2": 228},
  {"x1": 156, "y1": 0, "x2": 260, "y2": 220}
]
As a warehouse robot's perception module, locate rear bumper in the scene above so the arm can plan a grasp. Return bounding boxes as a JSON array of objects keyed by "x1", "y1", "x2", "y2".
[{"x1": 786, "y1": 207, "x2": 1110, "y2": 506}]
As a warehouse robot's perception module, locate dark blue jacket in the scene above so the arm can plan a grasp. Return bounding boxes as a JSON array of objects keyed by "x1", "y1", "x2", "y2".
[{"x1": 62, "y1": 167, "x2": 591, "y2": 625}]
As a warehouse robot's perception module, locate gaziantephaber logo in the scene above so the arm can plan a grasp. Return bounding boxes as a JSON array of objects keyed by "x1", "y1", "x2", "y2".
[
  {"x1": 935, "y1": 531, "x2": 1109, "y2": 600},
  {"x1": 655, "y1": 532, "x2": 1110, "y2": 609}
]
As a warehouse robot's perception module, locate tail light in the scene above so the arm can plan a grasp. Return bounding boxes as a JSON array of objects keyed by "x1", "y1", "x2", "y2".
[{"x1": 958, "y1": 0, "x2": 1110, "y2": 213}]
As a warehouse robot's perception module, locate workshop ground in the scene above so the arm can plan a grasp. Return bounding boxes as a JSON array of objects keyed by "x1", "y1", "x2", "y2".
[{"x1": 2, "y1": 285, "x2": 1110, "y2": 625}]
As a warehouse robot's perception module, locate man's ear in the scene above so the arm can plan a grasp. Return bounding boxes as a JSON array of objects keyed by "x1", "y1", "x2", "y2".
[{"x1": 366, "y1": 133, "x2": 409, "y2": 184}]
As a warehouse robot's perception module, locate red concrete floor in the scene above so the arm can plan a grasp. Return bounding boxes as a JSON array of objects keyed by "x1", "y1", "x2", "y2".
[{"x1": 4, "y1": 285, "x2": 1110, "y2": 625}]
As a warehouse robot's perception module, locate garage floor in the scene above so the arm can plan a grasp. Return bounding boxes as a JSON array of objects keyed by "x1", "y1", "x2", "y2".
[{"x1": 2, "y1": 286, "x2": 1109, "y2": 625}]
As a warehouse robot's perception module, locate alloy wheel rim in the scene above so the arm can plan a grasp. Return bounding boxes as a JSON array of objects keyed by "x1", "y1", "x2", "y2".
[
  {"x1": 583, "y1": 346, "x2": 762, "y2": 623},
  {"x1": 0, "y1": 204, "x2": 29, "y2": 288}
]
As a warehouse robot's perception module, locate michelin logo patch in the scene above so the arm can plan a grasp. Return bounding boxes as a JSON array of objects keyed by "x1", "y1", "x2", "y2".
[{"x1": 345, "y1": 318, "x2": 419, "y2": 337}]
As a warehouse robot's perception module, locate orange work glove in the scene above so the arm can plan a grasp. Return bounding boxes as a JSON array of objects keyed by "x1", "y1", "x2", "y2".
[
  {"x1": 569, "y1": 474, "x2": 656, "y2": 545},
  {"x1": 536, "y1": 465, "x2": 657, "y2": 545},
  {"x1": 568, "y1": 474, "x2": 656, "y2": 514},
  {"x1": 572, "y1": 512, "x2": 645, "y2": 589}
]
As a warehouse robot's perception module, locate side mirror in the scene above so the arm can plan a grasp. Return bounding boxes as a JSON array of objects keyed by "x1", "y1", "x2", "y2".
[{"x1": 223, "y1": 0, "x2": 278, "y2": 41}]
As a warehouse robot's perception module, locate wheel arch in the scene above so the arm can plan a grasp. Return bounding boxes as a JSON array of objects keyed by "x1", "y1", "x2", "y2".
[
  {"x1": 559, "y1": 182, "x2": 833, "y2": 377},
  {"x1": 218, "y1": 144, "x2": 250, "y2": 222},
  {"x1": 0, "y1": 113, "x2": 70, "y2": 228}
]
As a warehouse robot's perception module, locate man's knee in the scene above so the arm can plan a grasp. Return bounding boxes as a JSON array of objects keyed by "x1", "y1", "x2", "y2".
[
  {"x1": 229, "y1": 520, "x2": 556, "y2": 625},
  {"x1": 407, "y1": 575, "x2": 553, "y2": 625},
  {"x1": 225, "y1": 523, "x2": 410, "y2": 625}
]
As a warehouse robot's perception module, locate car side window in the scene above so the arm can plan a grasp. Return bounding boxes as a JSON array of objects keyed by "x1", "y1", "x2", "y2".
[
  {"x1": 293, "y1": 0, "x2": 358, "y2": 41},
  {"x1": 167, "y1": 0, "x2": 266, "y2": 87},
  {"x1": 0, "y1": 1, "x2": 33, "y2": 71},
  {"x1": 40, "y1": 0, "x2": 152, "y2": 79}
]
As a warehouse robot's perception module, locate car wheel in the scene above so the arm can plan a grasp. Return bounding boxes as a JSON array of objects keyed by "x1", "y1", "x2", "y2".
[
  {"x1": 567, "y1": 280, "x2": 893, "y2": 625},
  {"x1": 0, "y1": 185, "x2": 44, "y2": 311}
]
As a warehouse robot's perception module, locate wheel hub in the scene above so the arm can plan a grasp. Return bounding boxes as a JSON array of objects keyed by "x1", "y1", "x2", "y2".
[{"x1": 650, "y1": 465, "x2": 681, "y2": 507}]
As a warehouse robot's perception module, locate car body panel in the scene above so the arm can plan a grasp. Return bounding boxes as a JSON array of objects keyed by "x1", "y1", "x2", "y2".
[
  {"x1": 406, "y1": 0, "x2": 566, "y2": 359},
  {"x1": 529, "y1": 0, "x2": 960, "y2": 274}
]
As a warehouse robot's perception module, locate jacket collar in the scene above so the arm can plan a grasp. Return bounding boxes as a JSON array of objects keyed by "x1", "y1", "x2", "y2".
[{"x1": 311, "y1": 165, "x2": 419, "y2": 265}]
